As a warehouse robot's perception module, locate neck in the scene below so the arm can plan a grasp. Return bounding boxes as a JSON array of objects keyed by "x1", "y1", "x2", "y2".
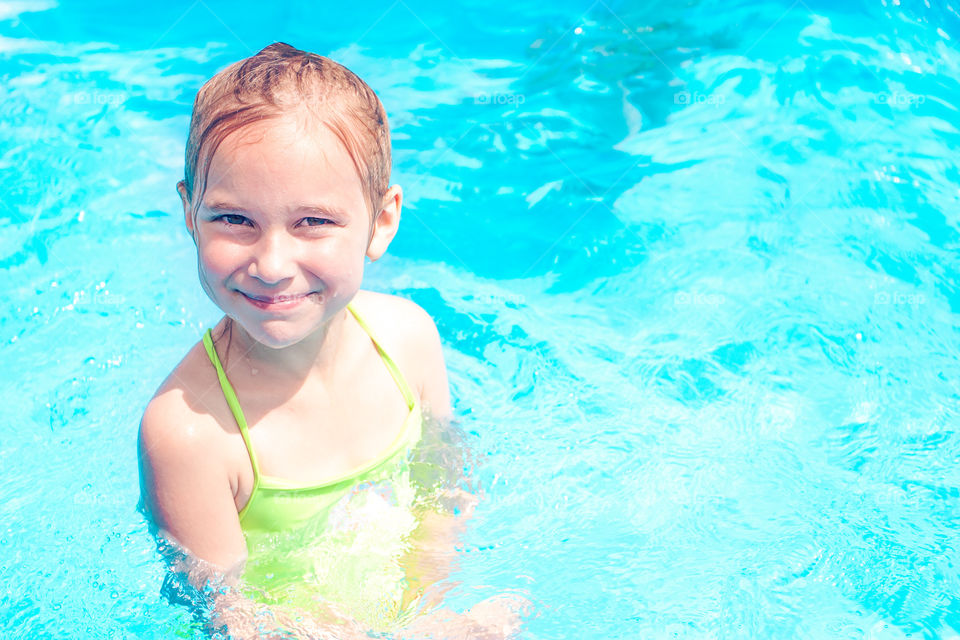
[{"x1": 221, "y1": 305, "x2": 351, "y2": 384}]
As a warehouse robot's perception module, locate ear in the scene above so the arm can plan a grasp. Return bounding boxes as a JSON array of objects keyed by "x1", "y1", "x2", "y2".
[
  {"x1": 366, "y1": 184, "x2": 403, "y2": 262},
  {"x1": 177, "y1": 181, "x2": 197, "y2": 244}
]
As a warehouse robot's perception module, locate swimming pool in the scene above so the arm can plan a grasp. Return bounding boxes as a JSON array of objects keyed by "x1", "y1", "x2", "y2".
[{"x1": 3, "y1": 0, "x2": 959, "y2": 637}]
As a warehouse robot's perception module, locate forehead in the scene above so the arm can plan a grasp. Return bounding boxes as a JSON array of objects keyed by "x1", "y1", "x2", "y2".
[{"x1": 202, "y1": 112, "x2": 366, "y2": 212}]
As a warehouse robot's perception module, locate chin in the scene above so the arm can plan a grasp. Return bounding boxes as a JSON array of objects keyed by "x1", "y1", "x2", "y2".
[{"x1": 241, "y1": 321, "x2": 309, "y2": 349}]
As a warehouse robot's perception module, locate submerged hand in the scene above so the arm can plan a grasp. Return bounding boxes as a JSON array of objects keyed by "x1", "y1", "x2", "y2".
[
  {"x1": 465, "y1": 594, "x2": 531, "y2": 638},
  {"x1": 396, "y1": 593, "x2": 531, "y2": 640}
]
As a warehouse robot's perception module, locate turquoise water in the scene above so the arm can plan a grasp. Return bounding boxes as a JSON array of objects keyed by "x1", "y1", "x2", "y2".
[{"x1": 3, "y1": 0, "x2": 960, "y2": 637}]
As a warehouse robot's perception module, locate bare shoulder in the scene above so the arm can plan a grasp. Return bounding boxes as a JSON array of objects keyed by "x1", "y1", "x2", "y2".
[
  {"x1": 351, "y1": 290, "x2": 451, "y2": 418},
  {"x1": 351, "y1": 289, "x2": 440, "y2": 345},
  {"x1": 138, "y1": 341, "x2": 228, "y2": 473}
]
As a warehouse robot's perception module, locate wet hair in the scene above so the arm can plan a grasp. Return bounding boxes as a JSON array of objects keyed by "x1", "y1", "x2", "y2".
[
  {"x1": 179, "y1": 42, "x2": 391, "y2": 361},
  {"x1": 178, "y1": 41, "x2": 391, "y2": 231}
]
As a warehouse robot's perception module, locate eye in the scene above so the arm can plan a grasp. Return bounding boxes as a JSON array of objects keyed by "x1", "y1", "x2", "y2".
[
  {"x1": 214, "y1": 213, "x2": 250, "y2": 226},
  {"x1": 300, "y1": 217, "x2": 332, "y2": 227}
]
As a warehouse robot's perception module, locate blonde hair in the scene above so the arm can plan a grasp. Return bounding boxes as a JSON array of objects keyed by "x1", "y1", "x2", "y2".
[{"x1": 179, "y1": 42, "x2": 391, "y2": 225}]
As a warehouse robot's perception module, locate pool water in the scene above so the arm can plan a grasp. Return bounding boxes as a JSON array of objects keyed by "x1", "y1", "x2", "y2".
[{"x1": 3, "y1": 0, "x2": 960, "y2": 638}]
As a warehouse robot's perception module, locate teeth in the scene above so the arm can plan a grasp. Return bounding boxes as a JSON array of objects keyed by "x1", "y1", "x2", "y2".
[{"x1": 250, "y1": 293, "x2": 305, "y2": 303}]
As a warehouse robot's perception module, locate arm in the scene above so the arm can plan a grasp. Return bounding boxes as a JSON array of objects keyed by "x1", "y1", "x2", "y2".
[
  {"x1": 391, "y1": 303, "x2": 465, "y2": 602},
  {"x1": 395, "y1": 305, "x2": 529, "y2": 639},
  {"x1": 391, "y1": 306, "x2": 480, "y2": 600},
  {"x1": 137, "y1": 393, "x2": 247, "y2": 570},
  {"x1": 401, "y1": 418, "x2": 478, "y2": 609},
  {"x1": 398, "y1": 429, "x2": 524, "y2": 640},
  {"x1": 137, "y1": 395, "x2": 362, "y2": 639},
  {"x1": 398, "y1": 445, "x2": 527, "y2": 640},
  {"x1": 153, "y1": 536, "x2": 366, "y2": 640},
  {"x1": 137, "y1": 393, "x2": 266, "y2": 637}
]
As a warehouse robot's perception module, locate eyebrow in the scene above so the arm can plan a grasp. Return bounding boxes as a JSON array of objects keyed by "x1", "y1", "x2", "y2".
[{"x1": 205, "y1": 202, "x2": 349, "y2": 218}]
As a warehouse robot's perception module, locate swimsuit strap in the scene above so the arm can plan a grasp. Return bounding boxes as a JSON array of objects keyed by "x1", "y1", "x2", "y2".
[
  {"x1": 345, "y1": 301, "x2": 417, "y2": 410},
  {"x1": 202, "y1": 328, "x2": 262, "y2": 481},
  {"x1": 200, "y1": 300, "x2": 416, "y2": 487}
]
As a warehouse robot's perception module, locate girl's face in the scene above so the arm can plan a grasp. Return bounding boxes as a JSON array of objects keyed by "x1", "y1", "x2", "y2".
[{"x1": 182, "y1": 113, "x2": 376, "y2": 349}]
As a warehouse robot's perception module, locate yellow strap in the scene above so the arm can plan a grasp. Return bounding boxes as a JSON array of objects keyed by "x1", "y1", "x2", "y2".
[
  {"x1": 202, "y1": 328, "x2": 263, "y2": 492},
  {"x1": 345, "y1": 301, "x2": 417, "y2": 410}
]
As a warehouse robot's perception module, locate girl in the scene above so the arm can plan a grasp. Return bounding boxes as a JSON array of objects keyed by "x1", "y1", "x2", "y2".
[{"x1": 137, "y1": 42, "x2": 522, "y2": 638}]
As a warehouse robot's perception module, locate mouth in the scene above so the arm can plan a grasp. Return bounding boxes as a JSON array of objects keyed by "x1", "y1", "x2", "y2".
[{"x1": 238, "y1": 291, "x2": 315, "y2": 310}]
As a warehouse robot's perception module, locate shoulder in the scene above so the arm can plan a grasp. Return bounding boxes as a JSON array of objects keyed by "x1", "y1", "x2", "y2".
[
  {"x1": 139, "y1": 388, "x2": 211, "y2": 459},
  {"x1": 350, "y1": 290, "x2": 451, "y2": 418},
  {"x1": 351, "y1": 289, "x2": 440, "y2": 345},
  {"x1": 138, "y1": 343, "x2": 228, "y2": 474}
]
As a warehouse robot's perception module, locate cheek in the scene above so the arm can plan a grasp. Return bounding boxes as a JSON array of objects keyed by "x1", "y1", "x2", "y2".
[
  {"x1": 294, "y1": 241, "x2": 365, "y2": 299},
  {"x1": 308, "y1": 240, "x2": 366, "y2": 281},
  {"x1": 197, "y1": 238, "x2": 245, "y2": 277}
]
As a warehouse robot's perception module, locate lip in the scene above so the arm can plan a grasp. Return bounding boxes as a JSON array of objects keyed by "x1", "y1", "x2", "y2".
[{"x1": 239, "y1": 291, "x2": 311, "y2": 310}]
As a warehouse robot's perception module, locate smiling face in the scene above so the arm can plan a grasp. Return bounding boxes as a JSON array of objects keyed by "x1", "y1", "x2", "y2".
[{"x1": 180, "y1": 111, "x2": 395, "y2": 349}]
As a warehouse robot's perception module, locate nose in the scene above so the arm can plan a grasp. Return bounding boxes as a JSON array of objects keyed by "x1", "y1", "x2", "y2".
[{"x1": 248, "y1": 229, "x2": 296, "y2": 285}]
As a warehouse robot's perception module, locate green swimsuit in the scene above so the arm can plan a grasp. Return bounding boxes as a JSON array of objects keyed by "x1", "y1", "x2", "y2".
[{"x1": 201, "y1": 301, "x2": 424, "y2": 630}]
